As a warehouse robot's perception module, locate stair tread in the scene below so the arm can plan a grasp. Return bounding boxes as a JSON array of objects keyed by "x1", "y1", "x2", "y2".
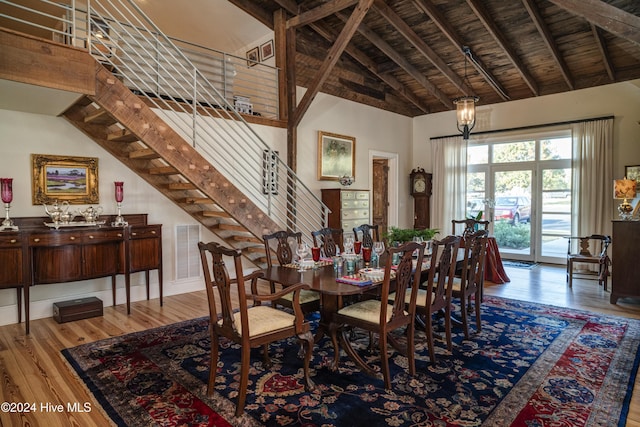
[
  {"x1": 108, "y1": 129, "x2": 139, "y2": 143},
  {"x1": 84, "y1": 108, "x2": 117, "y2": 125},
  {"x1": 167, "y1": 182, "x2": 196, "y2": 190},
  {"x1": 148, "y1": 166, "x2": 179, "y2": 175},
  {"x1": 130, "y1": 148, "x2": 160, "y2": 159}
]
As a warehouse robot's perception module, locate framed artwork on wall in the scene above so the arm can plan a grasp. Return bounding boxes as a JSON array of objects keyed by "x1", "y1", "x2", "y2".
[
  {"x1": 317, "y1": 131, "x2": 355, "y2": 181},
  {"x1": 31, "y1": 154, "x2": 99, "y2": 204},
  {"x1": 246, "y1": 46, "x2": 259, "y2": 67},
  {"x1": 625, "y1": 165, "x2": 640, "y2": 181},
  {"x1": 260, "y1": 39, "x2": 274, "y2": 61}
]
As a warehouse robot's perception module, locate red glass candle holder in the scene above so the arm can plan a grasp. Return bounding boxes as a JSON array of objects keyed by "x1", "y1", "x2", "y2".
[
  {"x1": 0, "y1": 178, "x2": 18, "y2": 231},
  {"x1": 114, "y1": 181, "x2": 124, "y2": 203},
  {"x1": 112, "y1": 181, "x2": 128, "y2": 227}
]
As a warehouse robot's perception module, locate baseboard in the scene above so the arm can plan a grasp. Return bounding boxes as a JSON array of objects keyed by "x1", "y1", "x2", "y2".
[{"x1": 0, "y1": 277, "x2": 204, "y2": 327}]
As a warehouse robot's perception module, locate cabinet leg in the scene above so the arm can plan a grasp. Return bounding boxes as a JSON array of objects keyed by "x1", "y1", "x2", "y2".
[{"x1": 111, "y1": 276, "x2": 117, "y2": 306}]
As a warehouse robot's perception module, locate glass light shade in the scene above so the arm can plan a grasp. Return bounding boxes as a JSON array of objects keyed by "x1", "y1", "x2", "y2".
[
  {"x1": 1, "y1": 178, "x2": 13, "y2": 204},
  {"x1": 114, "y1": 181, "x2": 124, "y2": 203},
  {"x1": 454, "y1": 96, "x2": 479, "y2": 139}
]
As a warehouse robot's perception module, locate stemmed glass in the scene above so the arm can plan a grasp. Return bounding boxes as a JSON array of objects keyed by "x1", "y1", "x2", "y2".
[
  {"x1": 296, "y1": 242, "x2": 309, "y2": 272},
  {"x1": 311, "y1": 246, "x2": 321, "y2": 269},
  {"x1": 373, "y1": 241, "x2": 385, "y2": 268},
  {"x1": 344, "y1": 235, "x2": 354, "y2": 254},
  {"x1": 362, "y1": 247, "x2": 372, "y2": 268}
]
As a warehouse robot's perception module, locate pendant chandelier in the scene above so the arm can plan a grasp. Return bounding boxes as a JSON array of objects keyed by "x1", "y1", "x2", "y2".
[{"x1": 453, "y1": 46, "x2": 479, "y2": 140}]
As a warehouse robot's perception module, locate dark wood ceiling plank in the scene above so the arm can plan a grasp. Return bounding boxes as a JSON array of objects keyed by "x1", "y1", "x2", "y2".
[
  {"x1": 372, "y1": 0, "x2": 474, "y2": 96},
  {"x1": 291, "y1": 0, "x2": 374, "y2": 127},
  {"x1": 311, "y1": 23, "x2": 430, "y2": 113},
  {"x1": 287, "y1": 0, "x2": 359, "y2": 28},
  {"x1": 411, "y1": 0, "x2": 510, "y2": 101},
  {"x1": 521, "y1": 0, "x2": 574, "y2": 90},
  {"x1": 547, "y1": 0, "x2": 640, "y2": 46},
  {"x1": 337, "y1": 11, "x2": 453, "y2": 109},
  {"x1": 591, "y1": 24, "x2": 615, "y2": 82},
  {"x1": 228, "y1": 0, "x2": 274, "y2": 28},
  {"x1": 466, "y1": 0, "x2": 540, "y2": 96}
]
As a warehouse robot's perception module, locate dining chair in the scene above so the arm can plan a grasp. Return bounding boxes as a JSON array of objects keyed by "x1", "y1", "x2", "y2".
[
  {"x1": 311, "y1": 227, "x2": 344, "y2": 257},
  {"x1": 566, "y1": 234, "x2": 611, "y2": 289},
  {"x1": 352, "y1": 224, "x2": 380, "y2": 248},
  {"x1": 263, "y1": 230, "x2": 321, "y2": 313},
  {"x1": 329, "y1": 241, "x2": 425, "y2": 389},
  {"x1": 451, "y1": 218, "x2": 490, "y2": 239},
  {"x1": 403, "y1": 235, "x2": 461, "y2": 363},
  {"x1": 450, "y1": 229, "x2": 488, "y2": 339},
  {"x1": 197, "y1": 241, "x2": 315, "y2": 417}
]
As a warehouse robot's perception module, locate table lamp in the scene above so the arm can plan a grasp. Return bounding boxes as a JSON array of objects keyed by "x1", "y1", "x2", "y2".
[{"x1": 614, "y1": 178, "x2": 636, "y2": 220}]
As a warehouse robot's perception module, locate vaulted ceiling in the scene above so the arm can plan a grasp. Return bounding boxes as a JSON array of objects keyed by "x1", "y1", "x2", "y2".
[{"x1": 230, "y1": 0, "x2": 640, "y2": 117}]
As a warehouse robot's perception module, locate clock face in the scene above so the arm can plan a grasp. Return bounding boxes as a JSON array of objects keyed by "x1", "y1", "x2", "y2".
[{"x1": 413, "y1": 177, "x2": 426, "y2": 193}]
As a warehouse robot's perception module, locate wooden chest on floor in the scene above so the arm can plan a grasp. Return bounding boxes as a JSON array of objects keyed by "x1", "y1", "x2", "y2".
[{"x1": 53, "y1": 297, "x2": 103, "y2": 323}]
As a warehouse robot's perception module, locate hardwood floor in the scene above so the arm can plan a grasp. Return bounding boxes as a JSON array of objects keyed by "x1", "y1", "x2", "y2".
[{"x1": 0, "y1": 264, "x2": 638, "y2": 426}]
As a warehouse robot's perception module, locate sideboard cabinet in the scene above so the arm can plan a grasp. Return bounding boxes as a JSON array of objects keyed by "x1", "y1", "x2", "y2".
[
  {"x1": 0, "y1": 214, "x2": 162, "y2": 333},
  {"x1": 610, "y1": 220, "x2": 639, "y2": 304}
]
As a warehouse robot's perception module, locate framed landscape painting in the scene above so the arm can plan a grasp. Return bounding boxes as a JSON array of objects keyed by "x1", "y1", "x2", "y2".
[
  {"x1": 32, "y1": 154, "x2": 99, "y2": 204},
  {"x1": 625, "y1": 165, "x2": 640, "y2": 181},
  {"x1": 317, "y1": 131, "x2": 355, "y2": 181}
]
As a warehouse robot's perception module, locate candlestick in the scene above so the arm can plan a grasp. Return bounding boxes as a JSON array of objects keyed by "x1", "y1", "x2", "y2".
[
  {"x1": 0, "y1": 178, "x2": 18, "y2": 231},
  {"x1": 112, "y1": 181, "x2": 128, "y2": 227}
]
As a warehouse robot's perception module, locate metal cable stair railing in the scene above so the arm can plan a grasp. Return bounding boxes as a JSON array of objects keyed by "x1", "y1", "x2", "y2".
[{"x1": 0, "y1": 0, "x2": 330, "y2": 247}]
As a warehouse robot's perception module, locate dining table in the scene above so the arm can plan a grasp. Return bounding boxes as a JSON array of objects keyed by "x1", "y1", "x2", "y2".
[{"x1": 259, "y1": 263, "x2": 381, "y2": 342}]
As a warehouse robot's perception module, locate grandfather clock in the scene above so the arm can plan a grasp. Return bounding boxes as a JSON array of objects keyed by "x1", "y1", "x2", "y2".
[{"x1": 410, "y1": 168, "x2": 432, "y2": 229}]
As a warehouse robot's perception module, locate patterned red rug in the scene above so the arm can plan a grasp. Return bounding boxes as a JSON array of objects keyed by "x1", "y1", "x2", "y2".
[{"x1": 62, "y1": 297, "x2": 640, "y2": 426}]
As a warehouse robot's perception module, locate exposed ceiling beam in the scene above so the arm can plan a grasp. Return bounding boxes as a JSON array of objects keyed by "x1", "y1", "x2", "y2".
[
  {"x1": 286, "y1": 0, "x2": 358, "y2": 28},
  {"x1": 522, "y1": 0, "x2": 574, "y2": 90},
  {"x1": 466, "y1": 0, "x2": 540, "y2": 96},
  {"x1": 227, "y1": 0, "x2": 274, "y2": 28},
  {"x1": 311, "y1": 23, "x2": 430, "y2": 113},
  {"x1": 547, "y1": 0, "x2": 640, "y2": 47},
  {"x1": 591, "y1": 24, "x2": 615, "y2": 82},
  {"x1": 337, "y1": 11, "x2": 453, "y2": 109},
  {"x1": 412, "y1": 0, "x2": 510, "y2": 101},
  {"x1": 291, "y1": 0, "x2": 374, "y2": 127},
  {"x1": 372, "y1": 0, "x2": 474, "y2": 96}
]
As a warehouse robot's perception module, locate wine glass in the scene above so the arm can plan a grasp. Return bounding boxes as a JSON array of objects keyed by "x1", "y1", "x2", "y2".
[
  {"x1": 344, "y1": 235, "x2": 354, "y2": 254},
  {"x1": 311, "y1": 246, "x2": 321, "y2": 269},
  {"x1": 373, "y1": 241, "x2": 385, "y2": 268},
  {"x1": 362, "y1": 246, "x2": 372, "y2": 268},
  {"x1": 296, "y1": 242, "x2": 309, "y2": 272}
]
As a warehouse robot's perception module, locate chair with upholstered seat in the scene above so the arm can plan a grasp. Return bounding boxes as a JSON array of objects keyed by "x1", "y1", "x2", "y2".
[
  {"x1": 399, "y1": 235, "x2": 461, "y2": 363},
  {"x1": 198, "y1": 241, "x2": 315, "y2": 417},
  {"x1": 329, "y1": 241, "x2": 425, "y2": 389},
  {"x1": 566, "y1": 234, "x2": 611, "y2": 289},
  {"x1": 353, "y1": 224, "x2": 380, "y2": 248},
  {"x1": 263, "y1": 230, "x2": 321, "y2": 313},
  {"x1": 450, "y1": 229, "x2": 488, "y2": 339},
  {"x1": 312, "y1": 227, "x2": 344, "y2": 257}
]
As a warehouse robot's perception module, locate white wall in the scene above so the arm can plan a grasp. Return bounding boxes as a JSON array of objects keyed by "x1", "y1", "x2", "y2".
[{"x1": 412, "y1": 79, "x2": 640, "y2": 221}]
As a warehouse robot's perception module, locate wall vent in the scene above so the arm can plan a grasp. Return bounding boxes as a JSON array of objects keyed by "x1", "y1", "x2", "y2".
[{"x1": 175, "y1": 224, "x2": 201, "y2": 280}]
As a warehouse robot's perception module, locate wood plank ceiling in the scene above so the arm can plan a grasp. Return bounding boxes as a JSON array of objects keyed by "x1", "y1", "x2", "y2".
[{"x1": 230, "y1": 0, "x2": 640, "y2": 117}]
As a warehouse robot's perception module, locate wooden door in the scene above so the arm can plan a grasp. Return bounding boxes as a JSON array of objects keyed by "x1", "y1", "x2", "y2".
[{"x1": 372, "y1": 159, "x2": 389, "y2": 236}]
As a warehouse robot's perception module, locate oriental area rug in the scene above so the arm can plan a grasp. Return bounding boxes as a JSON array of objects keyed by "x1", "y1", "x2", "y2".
[{"x1": 62, "y1": 297, "x2": 640, "y2": 427}]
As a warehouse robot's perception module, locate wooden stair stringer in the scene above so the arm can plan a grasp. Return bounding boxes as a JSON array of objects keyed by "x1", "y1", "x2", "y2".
[{"x1": 61, "y1": 66, "x2": 275, "y2": 265}]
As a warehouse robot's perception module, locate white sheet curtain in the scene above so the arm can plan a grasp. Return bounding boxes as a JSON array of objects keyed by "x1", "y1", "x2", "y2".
[
  {"x1": 571, "y1": 118, "x2": 614, "y2": 238},
  {"x1": 431, "y1": 135, "x2": 467, "y2": 237}
]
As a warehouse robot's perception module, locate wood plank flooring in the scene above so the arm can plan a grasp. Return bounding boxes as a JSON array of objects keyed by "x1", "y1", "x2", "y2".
[{"x1": 0, "y1": 264, "x2": 638, "y2": 426}]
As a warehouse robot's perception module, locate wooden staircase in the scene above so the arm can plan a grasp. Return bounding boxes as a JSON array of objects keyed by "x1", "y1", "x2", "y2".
[{"x1": 62, "y1": 65, "x2": 275, "y2": 266}]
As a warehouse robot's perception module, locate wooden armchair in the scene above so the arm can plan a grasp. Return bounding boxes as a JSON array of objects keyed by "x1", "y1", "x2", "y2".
[
  {"x1": 352, "y1": 224, "x2": 380, "y2": 248},
  {"x1": 329, "y1": 241, "x2": 425, "y2": 389},
  {"x1": 451, "y1": 218, "x2": 490, "y2": 239},
  {"x1": 263, "y1": 230, "x2": 321, "y2": 313},
  {"x1": 198, "y1": 241, "x2": 315, "y2": 417},
  {"x1": 566, "y1": 234, "x2": 611, "y2": 289},
  {"x1": 311, "y1": 227, "x2": 344, "y2": 257}
]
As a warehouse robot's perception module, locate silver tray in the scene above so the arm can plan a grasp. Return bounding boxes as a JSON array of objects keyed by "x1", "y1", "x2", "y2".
[{"x1": 45, "y1": 220, "x2": 106, "y2": 229}]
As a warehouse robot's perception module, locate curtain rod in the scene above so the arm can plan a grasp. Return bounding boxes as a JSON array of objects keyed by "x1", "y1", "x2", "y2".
[{"x1": 429, "y1": 115, "x2": 615, "y2": 141}]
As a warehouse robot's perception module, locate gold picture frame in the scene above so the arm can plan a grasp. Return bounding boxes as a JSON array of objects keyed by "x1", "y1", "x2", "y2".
[
  {"x1": 32, "y1": 154, "x2": 99, "y2": 205},
  {"x1": 246, "y1": 46, "x2": 259, "y2": 67},
  {"x1": 317, "y1": 131, "x2": 355, "y2": 181}
]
